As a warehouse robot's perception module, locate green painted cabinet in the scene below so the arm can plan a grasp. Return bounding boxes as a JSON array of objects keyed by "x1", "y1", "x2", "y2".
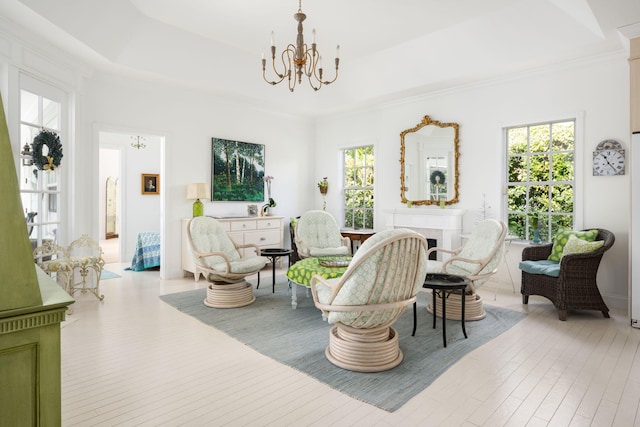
[{"x1": 0, "y1": 269, "x2": 73, "y2": 426}]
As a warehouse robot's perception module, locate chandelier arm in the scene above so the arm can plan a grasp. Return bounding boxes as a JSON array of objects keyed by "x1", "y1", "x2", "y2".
[
  {"x1": 321, "y1": 58, "x2": 340, "y2": 85},
  {"x1": 305, "y1": 50, "x2": 322, "y2": 91},
  {"x1": 303, "y1": 47, "x2": 316, "y2": 78},
  {"x1": 263, "y1": 45, "x2": 287, "y2": 85}
]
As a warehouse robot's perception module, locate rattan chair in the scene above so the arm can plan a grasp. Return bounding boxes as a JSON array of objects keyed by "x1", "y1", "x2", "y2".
[
  {"x1": 310, "y1": 228, "x2": 428, "y2": 372},
  {"x1": 294, "y1": 210, "x2": 350, "y2": 259},
  {"x1": 520, "y1": 228, "x2": 614, "y2": 321},
  {"x1": 187, "y1": 216, "x2": 267, "y2": 308},
  {"x1": 425, "y1": 219, "x2": 507, "y2": 321}
]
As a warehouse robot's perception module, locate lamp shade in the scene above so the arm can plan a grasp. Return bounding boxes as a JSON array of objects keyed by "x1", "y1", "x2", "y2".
[{"x1": 187, "y1": 183, "x2": 210, "y2": 200}]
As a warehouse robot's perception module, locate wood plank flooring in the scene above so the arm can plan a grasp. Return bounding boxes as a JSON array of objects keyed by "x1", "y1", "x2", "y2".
[{"x1": 60, "y1": 263, "x2": 640, "y2": 426}]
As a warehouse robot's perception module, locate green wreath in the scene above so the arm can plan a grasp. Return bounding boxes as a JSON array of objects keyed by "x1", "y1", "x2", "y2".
[
  {"x1": 32, "y1": 130, "x2": 63, "y2": 176},
  {"x1": 430, "y1": 170, "x2": 445, "y2": 186}
]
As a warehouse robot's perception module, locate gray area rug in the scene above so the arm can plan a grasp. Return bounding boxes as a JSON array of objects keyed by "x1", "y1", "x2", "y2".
[{"x1": 160, "y1": 277, "x2": 526, "y2": 412}]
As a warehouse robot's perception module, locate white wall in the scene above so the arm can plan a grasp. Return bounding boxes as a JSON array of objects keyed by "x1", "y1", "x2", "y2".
[
  {"x1": 315, "y1": 53, "x2": 630, "y2": 309},
  {"x1": 83, "y1": 73, "x2": 315, "y2": 279}
]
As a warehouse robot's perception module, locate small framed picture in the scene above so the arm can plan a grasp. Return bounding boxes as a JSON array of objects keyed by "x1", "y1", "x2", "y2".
[
  {"x1": 247, "y1": 204, "x2": 258, "y2": 217},
  {"x1": 141, "y1": 173, "x2": 160, "y2": 195}
]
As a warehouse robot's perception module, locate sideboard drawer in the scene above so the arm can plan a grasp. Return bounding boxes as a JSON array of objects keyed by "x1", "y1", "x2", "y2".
[
  {"x1": 245, "y1": 230, "x2": 281, "y2": 247},
  {"x1": 258, "y1": 218, "x2": 282, "y2": 230},
  {"x1": 231, "y1": 220, "x2": 257, "y2": 231}
]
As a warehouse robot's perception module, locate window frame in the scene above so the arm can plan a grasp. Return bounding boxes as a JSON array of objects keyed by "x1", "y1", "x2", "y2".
[
  {"x1": 503, "y1": 114, "x2": 584, "y2": 242},
  {"x1": 341, "y1": 143, "x2": 375, "y2": 230}
]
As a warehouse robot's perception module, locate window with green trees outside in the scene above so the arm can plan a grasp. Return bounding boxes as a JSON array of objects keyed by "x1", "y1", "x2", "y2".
[
  {"x1": 343, "y1": 145, "x2": 374, "y2": 229},
  {"x1": 506, "y1": 120, "x2": 575, "y2": 242}
]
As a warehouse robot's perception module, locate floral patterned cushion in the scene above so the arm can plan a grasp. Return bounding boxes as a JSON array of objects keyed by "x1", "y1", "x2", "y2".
[
  {"x1": 189, "y1": 217, "x2": 241, "y2": 268},
  {"x1": 325, "y1": 228, "x2": 428, "y2": 326},
  {"x1": 296, "y1": 211, "x2": 346, "y2": 256},
  {"x1": 439, "y1": 219, "x2": 505, "y2": 285}
]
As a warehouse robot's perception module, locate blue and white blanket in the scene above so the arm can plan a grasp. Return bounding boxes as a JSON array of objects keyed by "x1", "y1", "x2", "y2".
[{"x1": 128, "y1": 232, "x2": 160, "y2": 271}]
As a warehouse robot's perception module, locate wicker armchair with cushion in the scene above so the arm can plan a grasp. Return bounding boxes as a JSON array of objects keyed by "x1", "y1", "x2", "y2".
[
  {"x1": 294, "y1": 210, "x2": 350, "y2": 259},
  {"x1": 310, "y1": 228, "x2": 428, "y2": 372},
  {"x1": 519, "y1": 228, "x2": 614, "y2": 321},
  {"x1": 425, "y1": 219, "x2": 507, "y2": 321},
  {"x1": 188, "y1": 216, "x2": 267, "y2": 308}
]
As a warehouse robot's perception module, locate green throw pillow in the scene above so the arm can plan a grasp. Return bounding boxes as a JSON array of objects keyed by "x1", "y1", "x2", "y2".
[
  {"x1": 561, "y1": 235, "x2": 604, "y2": 259},
  {"x1": 548, "y1": 229, "x2": 598, "y2": 261}
]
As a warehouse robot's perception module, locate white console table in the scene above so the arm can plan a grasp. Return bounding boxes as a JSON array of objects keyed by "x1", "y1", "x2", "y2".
[
  {"x1": 386, "y1": 208, "x2": 465, "y2": 261},
  {"x1": 181, "y1": 216, "x2": 284, "y2": 282}
]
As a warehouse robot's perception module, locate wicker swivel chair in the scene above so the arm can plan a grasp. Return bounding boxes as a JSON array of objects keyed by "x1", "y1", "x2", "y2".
[
  {"x1": 295, "y1": 210, "x2": 350, "y2": 259},
  {"x1": 188, "y1": 216, "x2": 267, "y2": 308},
  {"x1": 425, "y1": 219, "x2": 507, "y2": 321},
  {"x1": 310, "y1": 228, "x2": 428, "y2": 372},
  {"x1": 520, "y1": 228, "x2": 614, "y2": 320}
]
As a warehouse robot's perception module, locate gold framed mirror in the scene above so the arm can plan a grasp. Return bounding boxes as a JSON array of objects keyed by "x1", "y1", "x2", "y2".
[{"x1": 400, "y1": 115, "x2": 459, "y2": 206}]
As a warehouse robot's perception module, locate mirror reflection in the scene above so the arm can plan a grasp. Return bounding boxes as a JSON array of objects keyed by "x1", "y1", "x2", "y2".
[{"x1": 400, "y1": 115, "x2": 459, "y2": 206}]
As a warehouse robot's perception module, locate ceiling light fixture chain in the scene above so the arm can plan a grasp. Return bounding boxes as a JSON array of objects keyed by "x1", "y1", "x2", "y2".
[{"x1": 262, "y1": 0, "x2": 340, "y2": 92}]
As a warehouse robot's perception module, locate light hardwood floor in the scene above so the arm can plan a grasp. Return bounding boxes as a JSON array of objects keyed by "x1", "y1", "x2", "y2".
[{"x1": 61, "y1": 263, "x2": 640, "y2": 426}]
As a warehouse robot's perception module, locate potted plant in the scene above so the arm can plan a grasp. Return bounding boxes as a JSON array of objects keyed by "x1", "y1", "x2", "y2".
[{"x1": 317, "y1": 177, "x2": 328, "y2": 195}]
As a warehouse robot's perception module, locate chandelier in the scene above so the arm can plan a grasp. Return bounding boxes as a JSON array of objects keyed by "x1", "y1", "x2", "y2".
[
  {"x1": 262, "y1": 0, "x2": 340, "y2": 92},
  {"x1": 130, "y1": 136, "x2": 146, "y2": 150}
]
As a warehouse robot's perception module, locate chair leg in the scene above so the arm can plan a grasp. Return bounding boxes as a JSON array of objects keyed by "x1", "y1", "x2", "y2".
[
  {"x1": 602, "y1": 310, "x2": 610, "y2": 318},
  {"x1": 558, "y1": 309, "x2": 567, "y2": 321},
  {"x1": 522, "y1": 294, "x2": 529, "y2": 304}
]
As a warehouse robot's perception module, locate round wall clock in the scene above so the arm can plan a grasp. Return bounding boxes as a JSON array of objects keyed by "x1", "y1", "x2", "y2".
[{"x1": 593, "y1": 139, "x2": 625, "y2": 176}]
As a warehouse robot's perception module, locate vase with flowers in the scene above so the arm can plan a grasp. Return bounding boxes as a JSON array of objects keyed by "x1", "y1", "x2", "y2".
[
  {"x1": 262, "y1": 175, "x2": 276, "y2": 216},
  {"x1": 530, "y1": 213, "x2": 542, "y2": 244}
]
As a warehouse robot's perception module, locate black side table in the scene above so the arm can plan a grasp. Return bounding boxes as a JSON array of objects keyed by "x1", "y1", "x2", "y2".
[
  {"x1": 412, "y1": 273, "x2": 469, "y2": 348},
  {"x1": 258, "y1": 248, "x2": 293, "y2": 293}
]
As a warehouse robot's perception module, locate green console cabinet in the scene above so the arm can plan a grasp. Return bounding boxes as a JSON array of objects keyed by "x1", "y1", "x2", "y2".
[{"x1": 0, "y1": 269, "x2": 73, "y2": 426}]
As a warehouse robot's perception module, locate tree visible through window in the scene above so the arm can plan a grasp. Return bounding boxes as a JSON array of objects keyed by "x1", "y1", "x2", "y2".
[
  {"x1": 506, "y1": 120, "x2": 575, "y2": 241},
  {"x1": 344, "y1": 145, "x2": 374, "y2": 229}
]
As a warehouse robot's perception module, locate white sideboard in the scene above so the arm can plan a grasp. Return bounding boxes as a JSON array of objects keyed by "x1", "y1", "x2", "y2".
[
  {"x1": 386, "y1": 208, "x2": 465, "y2": 261},
  {"x1": 181, "y1": 216, "x2": 284, "y2": 282}
]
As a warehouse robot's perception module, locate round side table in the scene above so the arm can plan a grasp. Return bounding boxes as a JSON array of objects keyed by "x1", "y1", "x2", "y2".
[
  {"x1": 259, "y1": 248, "x2": 293, "y2": 293},
  {"x1": 412, "y1": 273, "x2": 469, "y2": 348}
]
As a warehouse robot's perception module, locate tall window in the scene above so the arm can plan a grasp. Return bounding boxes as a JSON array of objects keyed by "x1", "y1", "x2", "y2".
[
  {"x1": 20, "y1": 87, "x2": 64, "y2": 246},
  {"x1": 506, "y1": 120, "x2": 575, "y2": 241},
  {"x1": 343, "y1": 145, "x2": 374, "y2": 229}
]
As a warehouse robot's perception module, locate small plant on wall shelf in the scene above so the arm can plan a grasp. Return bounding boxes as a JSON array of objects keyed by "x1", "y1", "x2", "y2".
[{"x1": 317, "y1": 177, "x2": 328, "y2": 195}]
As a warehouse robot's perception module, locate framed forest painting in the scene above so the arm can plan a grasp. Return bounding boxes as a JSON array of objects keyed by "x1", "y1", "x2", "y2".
[{"x1": 211, "y1": 137, "x2": 265, "y2": 201}]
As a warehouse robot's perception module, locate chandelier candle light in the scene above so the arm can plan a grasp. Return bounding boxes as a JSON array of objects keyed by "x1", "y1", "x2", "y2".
[
  {"x1": 187, "y1": 183, "x2": 210, "y2": 217},
  {"x1": 262, "y1": 0, "x2": 340, "y2": 92}
]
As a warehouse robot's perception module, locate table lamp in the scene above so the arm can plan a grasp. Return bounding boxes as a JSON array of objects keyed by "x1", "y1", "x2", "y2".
[{"x1": 187, "y1": 183, "x2": 210, "y2": 217}]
